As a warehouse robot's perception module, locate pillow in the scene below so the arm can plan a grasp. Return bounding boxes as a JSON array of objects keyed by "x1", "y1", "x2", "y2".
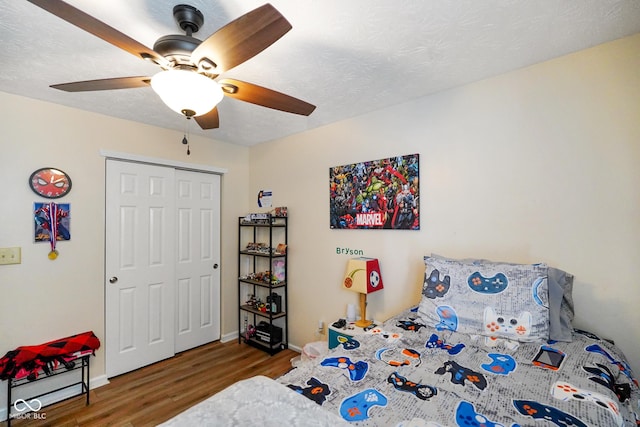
[
  {"x1": 547, "y1": 267, "x2": 574, "y2": 342},
  {"x1": 428, "y1": 254, "x2": 575, "y2": 341},
  {"x1": 418, "y1": 255, "x2": 550, "y2": 343}
]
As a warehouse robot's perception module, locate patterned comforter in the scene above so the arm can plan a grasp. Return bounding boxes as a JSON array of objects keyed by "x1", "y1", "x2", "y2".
[{"x1": 277, "y1": 308, "x2": 639, "y2": 426}]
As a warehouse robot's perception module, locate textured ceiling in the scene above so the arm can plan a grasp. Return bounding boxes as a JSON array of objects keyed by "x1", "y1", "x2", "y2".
[{"x1": 1, "y1": 1, "x2": 640, "y2": 146}]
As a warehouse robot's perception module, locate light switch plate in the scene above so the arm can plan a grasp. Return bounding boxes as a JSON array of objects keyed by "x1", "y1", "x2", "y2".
[{"x1": 0, "y1": 247, "x2": 21, "y2": 265}]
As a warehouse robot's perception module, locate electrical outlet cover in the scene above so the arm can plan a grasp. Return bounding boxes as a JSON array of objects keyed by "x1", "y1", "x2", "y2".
[{"x1": 0, "y1": 247, "x2": 21, "y2": 265}]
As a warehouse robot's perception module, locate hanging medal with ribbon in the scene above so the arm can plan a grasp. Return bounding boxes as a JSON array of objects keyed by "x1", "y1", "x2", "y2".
[{"x1": 48, "y1": 202, "x2": 59, "y2": 260}]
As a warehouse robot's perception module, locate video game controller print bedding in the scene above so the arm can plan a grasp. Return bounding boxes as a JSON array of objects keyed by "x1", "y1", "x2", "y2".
[
  {"x1": 278, "y1": 306, "x2": 639, "y2": 426},
  {"x1": 418, "y1": 255, "x2": 551, "y2": 344}
]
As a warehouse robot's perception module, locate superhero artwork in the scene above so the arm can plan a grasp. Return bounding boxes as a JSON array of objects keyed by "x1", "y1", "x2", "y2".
[
  {"x1": 34, "y1": 202, "x2": 71, "y2": 242},
  {"x1": 329, "y1": 153, "x2": 419, "y2": 230}
]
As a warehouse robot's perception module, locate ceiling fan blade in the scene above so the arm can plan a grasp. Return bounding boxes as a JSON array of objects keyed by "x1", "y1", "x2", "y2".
[
  {"x1": 219, "y1": 79, "x2": 316, "y2": 116},
  {"x1": 50, "y1": 77, "x2": 151, "y2": 92},
  {"x1": 27, "y1": 0, "x2": 169, "y2": 67},
  {"x1": 191, "y1": 3, "x2": 292, "y2": 74},
  {"x1": 194, "y1": 107, "x2": 220, "y2": 129}
]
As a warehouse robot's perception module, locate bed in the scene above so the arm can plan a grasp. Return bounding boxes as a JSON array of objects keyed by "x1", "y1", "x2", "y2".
[{"x1": 163, "y1": 255, "x2": 639, "y2": 426}]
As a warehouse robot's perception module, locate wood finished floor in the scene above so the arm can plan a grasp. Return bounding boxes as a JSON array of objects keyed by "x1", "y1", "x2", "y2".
[{"x1": 3, "y1": 341, "x2": 298, "y2": 427}]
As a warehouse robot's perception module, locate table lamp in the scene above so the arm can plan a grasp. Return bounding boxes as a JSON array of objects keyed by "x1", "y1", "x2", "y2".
[{"x1": 342, "y1": 257, "x2": 384, "y2": 327}]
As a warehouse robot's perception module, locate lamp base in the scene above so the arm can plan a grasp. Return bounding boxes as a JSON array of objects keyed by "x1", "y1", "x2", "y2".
[
  {"x1": 355, "y1": 292, "x2": 372, "y2": 329},
  {"x1": 355, "y1": 319, "x2": 373, "y2": 328}
]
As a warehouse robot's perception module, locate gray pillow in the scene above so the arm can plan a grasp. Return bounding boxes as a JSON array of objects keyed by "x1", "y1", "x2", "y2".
[
  {"x1": 547, "y1": 267, "x2": 574, "y2": 342},
  {"x1": 418, "y1": 255, "x2": 550, "y2": 343},
  {"x1": 429, "y1": 254, "x2": 575, "y2": 342}
]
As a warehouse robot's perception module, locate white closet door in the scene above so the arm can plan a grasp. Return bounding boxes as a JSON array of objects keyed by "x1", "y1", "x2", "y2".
[
  {"x1": 105, "y1": 160, "x2": 175, "y2": 377},
  {"x1": 175, "y1": 169, "x2": 221, "y2": 352}
]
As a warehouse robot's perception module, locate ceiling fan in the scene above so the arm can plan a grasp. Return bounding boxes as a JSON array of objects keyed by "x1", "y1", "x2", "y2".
[{"x1": 27, "y1": 0, "x2": 316, "y2": 130}]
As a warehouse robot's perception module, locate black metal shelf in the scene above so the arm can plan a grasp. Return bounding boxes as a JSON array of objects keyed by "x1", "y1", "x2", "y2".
[
  {"x1": 243, "y1": 336, "x2": 286, "y2": 355},
  {"x1": 239, "y1": 278, "x2": 286, "y2": 289},
  {"x1": 240, "y1": 221, "x2": 286, "y2": 228},
  {"x1": 238, "y1": 214, "x2": 288, "y2": 355},
  {"x1": 240, "y1": 304, "x2": 286, "y2": 319},
  {"x1": 239, "y1": 250, "x2": 286, "y2": 257}
]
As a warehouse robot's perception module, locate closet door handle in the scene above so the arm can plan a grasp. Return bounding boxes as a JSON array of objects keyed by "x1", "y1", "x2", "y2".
[
  {"x1": 109, "y1": 276, "x2": 118, "y2": 284},
  {"x1": 213, "y1": 264, "x2": 219, "y2": 269}
]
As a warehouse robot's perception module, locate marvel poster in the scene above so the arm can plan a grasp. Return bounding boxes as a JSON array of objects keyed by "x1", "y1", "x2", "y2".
[{"x1": 330, "y1": 153, "x2": 419, "y2": 229}]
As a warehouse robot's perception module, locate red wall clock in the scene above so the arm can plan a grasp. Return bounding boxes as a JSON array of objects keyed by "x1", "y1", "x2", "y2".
[{"x1": 29, "y1": 167, "x2": 72, "y2": 199}]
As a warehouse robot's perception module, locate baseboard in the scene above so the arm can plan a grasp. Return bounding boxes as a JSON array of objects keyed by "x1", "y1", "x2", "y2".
[
  {"x1": 90, "y1": 374, "x2": 110, "y2": 389},
  {"x1": 0, "y1": 374, "x2": 109, "y2": 422},
  {"x1": 220, "y1": 330, "x2": 238, "y2": 343},
  {"x1": 288, "y1": 343, "x2": 302, "y2": 353}
]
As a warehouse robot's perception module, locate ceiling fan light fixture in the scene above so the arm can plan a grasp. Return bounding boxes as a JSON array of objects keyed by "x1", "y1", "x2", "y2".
[
  {"x1": 140, "y1": 52, "x2": 158, "y2": 64},
  {"x1": 198, "y1": 58, "x2": 217, "y2": 73},
  {"x1": 151, "y1": 69, "x2": 223, "y2": 117}
]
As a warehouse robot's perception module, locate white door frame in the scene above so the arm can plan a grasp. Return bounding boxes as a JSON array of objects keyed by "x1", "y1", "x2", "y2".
[{"x1": 100, "y1": 150, "x2": 228, "y2": 175}]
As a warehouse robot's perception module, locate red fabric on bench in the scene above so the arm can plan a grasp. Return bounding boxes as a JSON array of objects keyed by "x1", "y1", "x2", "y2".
[{"x1": 0, "y1": 331, "x2": 100, "y2": 381}]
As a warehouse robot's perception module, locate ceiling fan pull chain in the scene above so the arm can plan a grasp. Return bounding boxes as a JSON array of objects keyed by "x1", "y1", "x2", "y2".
[{"x1": 182, "y1": 116, "x2": 191, "y2": 155}]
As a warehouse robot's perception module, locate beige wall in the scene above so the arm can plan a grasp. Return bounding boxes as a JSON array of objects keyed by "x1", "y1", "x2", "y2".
[
  {"x1": 0, "y1": 32, "x2": 638, "y2": 406},
  {"x1": 249, "y1": 34, "x2": 640, "y2": 374},
  {"x1": 0, "y1": 93, "x2": 250, "y2": 391}
]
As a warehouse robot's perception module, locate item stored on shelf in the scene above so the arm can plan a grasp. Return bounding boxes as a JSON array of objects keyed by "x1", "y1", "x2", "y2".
[
  {"x1": 267, "y1": 292, "x2": 282, "y2": 313},
  {"x1": 255, "y1": 321, "x2": 283, "y2": 344}
]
